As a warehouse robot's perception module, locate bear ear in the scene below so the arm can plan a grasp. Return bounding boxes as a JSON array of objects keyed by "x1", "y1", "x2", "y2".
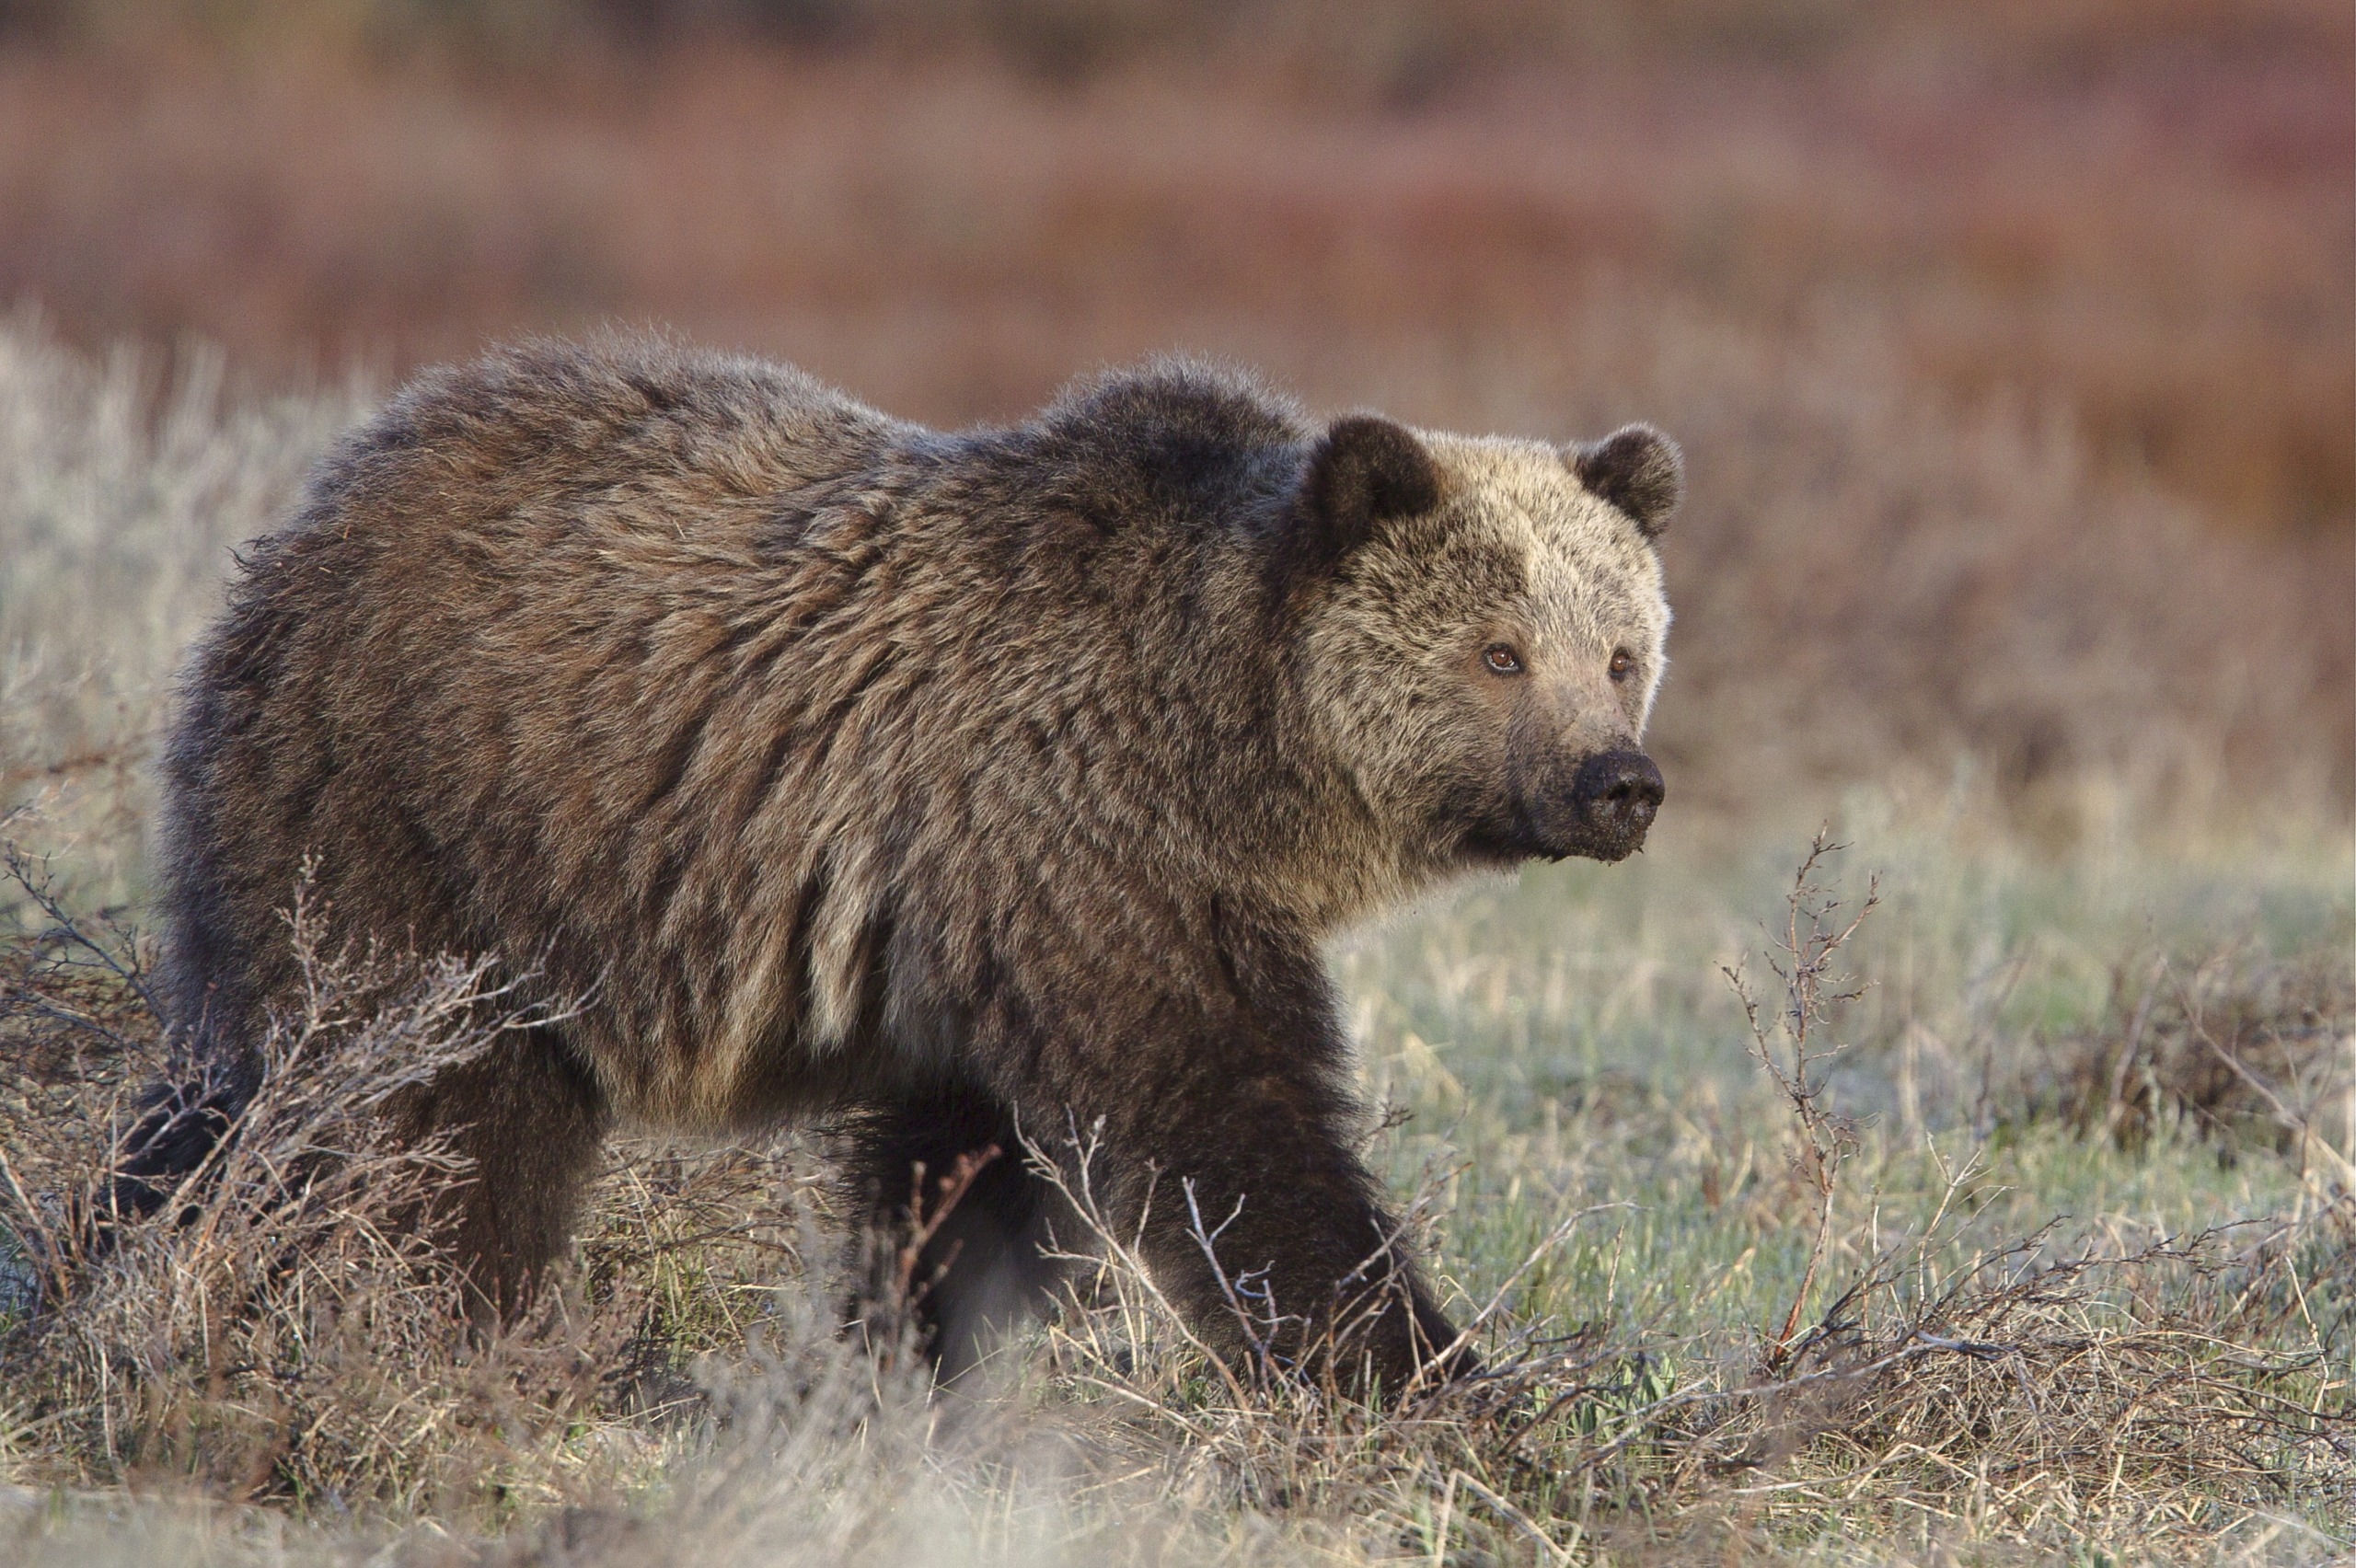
[
  {"x1": 1568, "y1": 424, "x2": 1681, "y2": 538},
  {"x1": 1299, "y1": 414, "x2": 1441, "y2": 563}
]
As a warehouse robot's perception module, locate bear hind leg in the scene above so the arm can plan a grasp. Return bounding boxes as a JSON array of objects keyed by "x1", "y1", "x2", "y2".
[
  {"x1": 848, "y1": 1086, "x2": 1064, "y2": 1386},
  {"x1": 397, "y1": 1025, "x2": 609, "y2": 1320}
]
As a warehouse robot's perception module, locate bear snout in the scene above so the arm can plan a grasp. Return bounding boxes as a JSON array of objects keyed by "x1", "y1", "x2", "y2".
[
  {"x1": 1468, "y1": 746, "x2": 1666, "y2": 865},
  {"x1": 1563, "y1": 748, "x2": 1665, "y2": 861}
]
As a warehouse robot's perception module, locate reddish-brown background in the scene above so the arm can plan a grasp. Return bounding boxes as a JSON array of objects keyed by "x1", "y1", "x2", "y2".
[{"x1": 5, "y1": 0, "x2": 2349, "y2": 820}]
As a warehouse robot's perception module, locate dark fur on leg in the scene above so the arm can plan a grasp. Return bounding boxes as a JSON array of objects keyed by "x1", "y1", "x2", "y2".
[
  {"x1": 101, "y1": 1055, "x2": 255, "y2": 1230},
  {"x1": 990, "y1": 921, "x2": 1479, "y2": 1400},
  {"x1": 847, "y1": 1085, "x2": 1066, "y2": 1385},
  {"x1": 391, "y1": 1026, "x2": 610, "y2": 1320}
]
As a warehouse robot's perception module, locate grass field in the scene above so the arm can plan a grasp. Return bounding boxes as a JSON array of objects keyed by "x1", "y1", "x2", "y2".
[
  {"x1": 4, "y1": 754, "x2": 2350, "y2": 1562},
  {"x1": 0, "y1": 318, "x2": 2350, "y2": 1563},
  {"x1": 0, "y1": 6, "x2": 2351, "y2": 1554}
]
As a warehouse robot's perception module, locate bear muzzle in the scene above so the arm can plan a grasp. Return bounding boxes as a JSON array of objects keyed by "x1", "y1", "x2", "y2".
[
  {"x1": 1567, "y1": 748, "x2": 1666, "y2": 859},
  {"x1": 1487, "y1": 747, "x2": 1665, "y2": 864}
]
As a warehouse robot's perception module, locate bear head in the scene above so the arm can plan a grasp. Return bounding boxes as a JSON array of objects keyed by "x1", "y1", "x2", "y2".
[{"x1": 1287, "y1": 413, "x2": 1677, "y2": 881}]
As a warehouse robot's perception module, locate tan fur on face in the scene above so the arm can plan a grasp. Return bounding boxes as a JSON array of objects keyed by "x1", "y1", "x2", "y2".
[
  {"x1": 1299, "y1": 434, "x2": 1669, "y2": 902},
  {"x1": 1430, "y1": 435, "x2": 1671, "y2": 727}
]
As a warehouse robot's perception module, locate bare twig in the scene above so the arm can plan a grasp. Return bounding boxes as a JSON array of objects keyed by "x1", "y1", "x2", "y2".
[{"x1": 1723, "y1": 828, "x2": 1879, "y2": 1371}]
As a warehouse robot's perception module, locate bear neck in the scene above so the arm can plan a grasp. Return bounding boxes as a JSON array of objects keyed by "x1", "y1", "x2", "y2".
[
  {"x1": 913, "y1": 377, "x2": 1440, "y2": 939},
  {"x1": 1103, "y1": 541, "x2": 1432, "y2": 940}
]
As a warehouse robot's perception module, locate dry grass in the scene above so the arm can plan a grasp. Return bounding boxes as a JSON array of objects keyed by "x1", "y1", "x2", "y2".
[
  {"x1": 2, "y1": 813, "x2": 2348, "y2": 1563},
  {"x1": 1658, "y1": 1215, "x2": 2354, "y2": 1551},
  {"x1": 0, "y1": 16, "x2": 2350, "y2": 1555},
  {"x1": 2, "y1": 312, "x2": 2344, "y2": 911},
  {"x1": 2030, "y1": 940, "x2": 2356, "y2": 1170},
  {"x1": 1, "y1": 850, "x2": 596, "y2": 1509},
  {"x1": 0, "y1": 318, "x2": 361, "y2": 905},
  {"x1": 4, "y1": 3, "x2": 2349, "y2": 533}
]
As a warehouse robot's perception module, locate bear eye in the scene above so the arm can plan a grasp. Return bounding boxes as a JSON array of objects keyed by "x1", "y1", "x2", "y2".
[
  {"x1": 1482, "y1": 643, "x2": 1524, "y2": 675},
  {"x1": 1609, "y1": 649, "x2": 1635, "y2": 681}
]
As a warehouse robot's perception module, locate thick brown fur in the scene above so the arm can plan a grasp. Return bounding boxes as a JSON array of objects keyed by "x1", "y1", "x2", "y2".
[{"x1": 145, "y1": 335, "x2": 1676, "y2": 1393}]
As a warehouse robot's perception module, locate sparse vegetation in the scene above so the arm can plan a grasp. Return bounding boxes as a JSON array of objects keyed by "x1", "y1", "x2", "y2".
[
  {"x1": 3, "y1": 790, "x2": 2350, "y2": 1563},
  {"x1": 2, "y1": 6, "x2": 2351, "y2": 1557}
]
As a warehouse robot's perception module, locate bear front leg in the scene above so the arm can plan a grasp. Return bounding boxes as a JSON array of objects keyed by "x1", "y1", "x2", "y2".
[{"x1": 1027, "y1": 1028, "x2": 1471, "y2": 1400}]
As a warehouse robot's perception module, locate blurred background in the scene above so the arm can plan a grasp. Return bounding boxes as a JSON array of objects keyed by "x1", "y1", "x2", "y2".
[
  {"x1": 4, "y1": 12, "x2": 2352, "y2": 1550},
  {"x1": 1, "y1": 0, "x2": 2350, "y2": 847}
]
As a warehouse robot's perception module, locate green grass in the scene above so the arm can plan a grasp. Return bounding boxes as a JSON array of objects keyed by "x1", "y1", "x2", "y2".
[
  {"x1": 3, "y1": 783, "x2": 2350, "y2": 1564},
  {"x1": 0, "y1": 311, "x2": 2349, "y2": 1562}
]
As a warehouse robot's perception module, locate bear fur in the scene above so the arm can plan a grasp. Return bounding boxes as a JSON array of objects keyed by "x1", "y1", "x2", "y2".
[{"x1": 136, "y1": 336, "x2": 1677, "y2": 1392}]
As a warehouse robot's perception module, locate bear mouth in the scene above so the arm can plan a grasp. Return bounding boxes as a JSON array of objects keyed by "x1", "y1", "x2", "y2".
[
  {"x1": 1451, "y1": 751, "x2": 1663, "y2": 869},
  {"x1": 1456, "y1": 813, "x2": 1650, "y2": 867}
]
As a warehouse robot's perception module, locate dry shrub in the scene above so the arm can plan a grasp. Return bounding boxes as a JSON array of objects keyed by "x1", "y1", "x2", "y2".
[
  {"x1": 0, "y1": 841, "x2": 827, "y2": 1518},
  {"x1": 901, "y1": 1112, "x2": 2355, "y2": 1561},
  {"x1": 1830, "y1": 1218, "x2": 2350, "y2": 1523},
  {"x1": 2040, "y1": 939, "x2": 2356, "y2": 1173},
  {"x1": 1615, "y1": 1195, "x2": 2356, "y2": 1553},
  {"x1": 1, "y1": 854, "x2": 583, "y2": 1507},
  {"x1": 1647, "y1": 847, "x2": 2356, "y2": 1551}
]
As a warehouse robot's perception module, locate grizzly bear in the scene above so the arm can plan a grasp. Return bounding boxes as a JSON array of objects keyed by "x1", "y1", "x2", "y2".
[{"x1": 127, "y1": 336, "x2": 1676, "y2": 1394}]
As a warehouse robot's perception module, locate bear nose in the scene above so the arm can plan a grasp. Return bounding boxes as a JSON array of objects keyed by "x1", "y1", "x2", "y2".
[{"x1": 1571, "y1": 749, "x2": 1665, "y2": 840}]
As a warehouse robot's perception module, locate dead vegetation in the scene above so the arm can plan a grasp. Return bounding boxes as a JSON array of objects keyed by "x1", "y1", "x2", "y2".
[
  {"x1": 0, "y1": 6, "x2": 2350, "y2": 837},
  {"x1": 1742, "y1": 1216, "x2": 2355, "y2": 1545},
  {"x1": 0, "y1": 837, "x2": 838, "y2": 1516},
  {"x1": 2041, "y1": 940, "x2": 2356, "y2": 1180},
  {"x1": 4, "y1": 821, "x2": 2345, "y2": 1562},
  {"x1": 5, "y1": 0, "x2": 2347, "y2": 548}
]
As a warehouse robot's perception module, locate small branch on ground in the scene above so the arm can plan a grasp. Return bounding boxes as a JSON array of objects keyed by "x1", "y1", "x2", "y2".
[{"x1": 1723, "y1": 827, "x2": 1878, "y2": 1374}]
